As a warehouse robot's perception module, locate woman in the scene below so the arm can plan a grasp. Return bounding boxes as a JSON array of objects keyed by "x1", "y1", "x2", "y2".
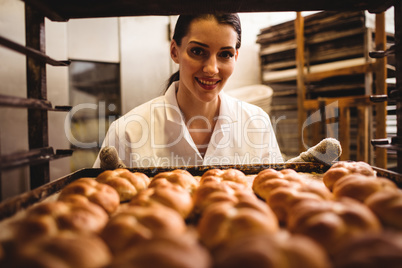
[{"x1": 94, "y1": 13, "x2": 283, "y2": 168}]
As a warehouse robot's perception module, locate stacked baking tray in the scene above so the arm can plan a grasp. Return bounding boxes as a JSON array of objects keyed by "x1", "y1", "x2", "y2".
[{"x1": 0, "y1": 163, "x2": 401, "y2": 220}]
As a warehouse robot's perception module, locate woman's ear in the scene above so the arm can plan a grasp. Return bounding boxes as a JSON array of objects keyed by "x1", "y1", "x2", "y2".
[
  {"x1": 170, "y1": 40, "x2": 180, "y2": 63},
  {"x1": 235, "y1": 49, "x2": 239, "y2": 61}
]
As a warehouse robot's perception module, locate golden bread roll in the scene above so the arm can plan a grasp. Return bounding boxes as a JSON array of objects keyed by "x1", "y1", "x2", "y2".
[
  {"x1": 213, "y1": 231, "x2": 331, "y2": 268},
  {"x1": 96, "y1": 169, "x2": 150, "y2": 202},
  {"x1": 58, "y1": 177, "x2": 120, "y2": 214},
  {"x1": 197, "y1": 193, "x2": 279, "y2": 250},
  {"x1": 252, "y1": 168, "x2": 304, "y2": 200},
  {"x1": 129, "y1": 179, "x2": 193, "y2": 219},
  {"x1": 331, "y1": 231, "x2": 402, "y2": 268},
  {"x1": 267, "y1": 182, "x2": 332, "y2": 224},
  {"x1": 107, "y1": 232, "x2": 211, "y2": 268},
  {"x1": 322, "y1": 161, "x2": 376, "y2": 191},
  {"x1": 192, "y1": 180, "x2": 250, "y2": 215},
  {"x1": 1, "y1": 234, "x2": 111, "y2": 268},
  {"x1": 332, "y1": 174, "x2": 398, "y2": 202},
  {"x1": 365, "y1": 189, "x2": 402, "y2": 230},
  {"x1": 150, "y1": 169, "x2": 198, "y2": 194},
  {"x1": 13, "y1": 196, "x2": 108, "y2": 242},
  {"x1": 287, "y1": 198, "x2": 382, "y2": 254},
  {"x1": 200, "y1": 168, "x2": 248, "y2": 187},
  {"x1": 101, "y1": 204, "x2": 187, "y2": 254}
]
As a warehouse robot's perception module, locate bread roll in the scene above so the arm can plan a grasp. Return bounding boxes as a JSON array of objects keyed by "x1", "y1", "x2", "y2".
[
  {"x1": 96, "y1": 169, "x2": 150, "y2": 202},
  {"x1": 331, "y1": 231, "x2": 402, "y2": 268},
  {"x1": 129, "y1": 179, "x2": 193, "y2": 219},
  {"x1": 267, "y1": 182, "x2": 332, "y2": 224},
  {"x1": 101, "y1": 204, "x2": 187, "y2": 254},
  {"x1": 192, "y1": 180, "x2": 249, "y2": 216},
  {"x1": 13, "y1": 196, "x2": 108, "y2": 242},
  {"x1": 107, "y1": 232, "x2": 211, "y2": 268},
  {"x1": 322, "y1": 161, "x2": 376, "y2": 191},
  {"x1": 252, "y1": 169, "x2": 304, "y2": 200},
  {"x1": 2, "y1": 234, "x2": 111, "y2": 268},
  {"x1": 197, "y1": 193, "x2": 279, "y2": 250},
  {"x1": 58, "y1": 177, "x2": 120, "y2": 214},
  {"x1": 365, "y1": 189, "x2": 402, "y2": 230},
  {"x1": 200, "y1": 169, "x2": 248, "y2": 187},
  {"x1": 332, "y1": 174, "x2": 398, "y2": 202},
  {"x1": 214, "y1": 231, "x2": 331, "y2": 268},
  {"x1": 150, "y1": 169, "x2": 198, "y2": 194},
  {"x1": 287, "y1": 198, "x2": 382, "y2": 254}
]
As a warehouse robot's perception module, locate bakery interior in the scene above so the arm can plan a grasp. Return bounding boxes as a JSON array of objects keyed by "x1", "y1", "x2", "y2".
[{"x1": 1, "y1": 0, "x2": 402, "y2": 267}]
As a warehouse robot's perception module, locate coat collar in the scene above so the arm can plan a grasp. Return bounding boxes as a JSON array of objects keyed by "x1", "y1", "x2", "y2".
[
  {"x1": 164, "y1": 82, "x2": 184, "y2": 124},
  {"x1": 164, "y1": 81, "x2": 239, "y2": 125}
]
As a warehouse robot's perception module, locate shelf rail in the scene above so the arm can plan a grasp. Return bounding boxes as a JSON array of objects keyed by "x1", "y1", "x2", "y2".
[{"x1": 0, "y1": 35, "x2": 70, "y2": 67}]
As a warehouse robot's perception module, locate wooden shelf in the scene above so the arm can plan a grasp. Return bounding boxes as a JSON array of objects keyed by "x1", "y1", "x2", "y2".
[{"x1": 22, "y1": 0, "x2": 394, "y2": 21}]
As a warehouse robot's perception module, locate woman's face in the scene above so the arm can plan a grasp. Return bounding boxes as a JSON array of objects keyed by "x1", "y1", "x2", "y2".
[{"x1": 170, "y1": 18, "x2": 239, "y2": 103}]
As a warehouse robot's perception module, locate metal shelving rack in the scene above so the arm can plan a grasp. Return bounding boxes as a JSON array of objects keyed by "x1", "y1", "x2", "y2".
[{"x1": 0, "y1": 5, "x2": 73, "y2": 197}]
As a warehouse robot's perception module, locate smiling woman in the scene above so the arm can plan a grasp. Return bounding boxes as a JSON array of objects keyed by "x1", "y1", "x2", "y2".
[{"x1": 93, "y1": 13, "x2": 283, "y2": 168}]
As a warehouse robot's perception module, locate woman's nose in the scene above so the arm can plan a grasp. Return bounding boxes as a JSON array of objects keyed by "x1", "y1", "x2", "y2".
[{"x1": 203, "y1": 57, "x2": 219, "y2": 75}]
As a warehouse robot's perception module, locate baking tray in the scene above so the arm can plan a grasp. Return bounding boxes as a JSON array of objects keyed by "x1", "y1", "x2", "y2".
[{"x1": 0, "y1": 162, "x2": 400, "y2": 221}]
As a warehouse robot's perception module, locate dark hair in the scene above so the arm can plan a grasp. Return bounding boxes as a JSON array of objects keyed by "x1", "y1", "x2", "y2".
[{"x1": 165, "y1": 13, "x2": 242, "y2": 91}]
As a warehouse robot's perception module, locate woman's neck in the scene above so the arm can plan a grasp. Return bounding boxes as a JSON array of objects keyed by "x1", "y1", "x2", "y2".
[
  {"x1": 176, "y1": 87, "x2": 221, "y2": 156},
  {"x1": 176, "y1": 88, "x2": 220, "y2": 124}
]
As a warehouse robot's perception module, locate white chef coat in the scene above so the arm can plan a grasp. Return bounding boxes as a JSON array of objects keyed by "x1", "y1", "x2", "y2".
[{"x1": 93, "y1": 82, "x2": 283, "y2": 168}]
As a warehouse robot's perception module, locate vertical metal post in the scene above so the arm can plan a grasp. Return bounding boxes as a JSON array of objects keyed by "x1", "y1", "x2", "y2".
[
  {"x1": 25, "y1": 4, "x2": 50, "y2": 188},
  {"x1": 395, "y1": 1, "x2": 402, "y2": 173}
]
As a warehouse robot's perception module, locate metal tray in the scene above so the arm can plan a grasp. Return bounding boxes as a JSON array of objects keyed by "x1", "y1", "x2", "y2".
[{"x1": 0, "y1": 162, "x2": 400, "y2": 221}]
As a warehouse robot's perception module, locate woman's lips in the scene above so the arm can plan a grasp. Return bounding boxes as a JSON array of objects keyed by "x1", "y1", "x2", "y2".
[{"x1": 196, "y1": 77, "x2": 220, "y2": 89}]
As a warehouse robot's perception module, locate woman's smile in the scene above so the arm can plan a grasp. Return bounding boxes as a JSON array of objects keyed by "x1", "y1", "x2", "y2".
[{"x1": 195, "y1": 77, "x2": 221, "y2": 90}]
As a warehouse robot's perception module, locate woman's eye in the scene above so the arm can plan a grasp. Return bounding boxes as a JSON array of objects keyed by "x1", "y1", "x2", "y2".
[
  {"x1": 190, "y1": 47, "x2": 205, "y2": 56},
  {"x1": 220, "y1": 51, "x2": 234, "y2": 59}
]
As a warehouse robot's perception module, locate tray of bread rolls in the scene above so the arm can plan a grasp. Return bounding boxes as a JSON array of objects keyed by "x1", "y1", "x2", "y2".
[{"x1": 0, "y1": 161, "x2": 402, "y2": 268}]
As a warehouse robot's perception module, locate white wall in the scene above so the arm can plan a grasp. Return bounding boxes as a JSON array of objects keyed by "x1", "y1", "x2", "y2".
[
  {"x1": 46, "y1": 19, "x2": 71, "y2": 183},
  {"x1": 119, "y1": 16, "x2": 172, "y2": 113},
  {"x1": 67, "y1": 18, "x2": 120, "y2": 62}
]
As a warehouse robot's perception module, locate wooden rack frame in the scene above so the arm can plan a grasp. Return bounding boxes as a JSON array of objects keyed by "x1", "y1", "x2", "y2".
[{"x1": 295, "y1": 12, "x2": 389, "y2": 168}]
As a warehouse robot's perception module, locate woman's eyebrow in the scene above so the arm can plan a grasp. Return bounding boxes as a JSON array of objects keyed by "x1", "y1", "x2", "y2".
[
  {"x1": 189, "y1": 41, "x2": 235, "y2": 50},
  {"x1": 189, "y1": 41, "x2": 208, "y2": 47}
]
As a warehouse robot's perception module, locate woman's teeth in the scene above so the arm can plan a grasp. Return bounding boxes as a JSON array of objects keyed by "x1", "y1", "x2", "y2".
[{"x1": 198, "y1": 78, "x2": 218, "y2": 85}]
